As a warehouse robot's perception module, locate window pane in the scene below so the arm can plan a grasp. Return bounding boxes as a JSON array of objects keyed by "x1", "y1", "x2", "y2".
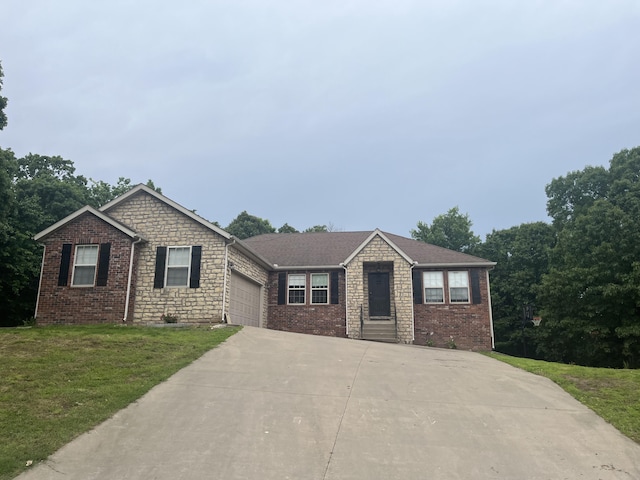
[
  {"x1": 450, "y1": 287, "x2": 469, "y2": 302},
  {"x1": 311, "y1": 274, "x2": 328, "y2": 287},
  {"x1": 289, "y1": 290, "x2": 305, "y2": 304},
  {"x1": 425, "y1": 288, "x2": 444, "y2": 303},
  {"x1": 448, "y1": 271, "x2": 468, "y2": 288},
  {"x1": 76, "y1": 245, "x2": 98, "y2": 265},
  {"x1": 289, "y1": 274, "x2": 305, "y2": 287},
  {"x1": 423, "y1": 271, "x2": 443, "y2": 287},
  {"x1": 312, "y1": 290, "x2": 328, "y2": 304},
  {"x1": 168, "y1": 247, "x2": 190, "y2": 266},
  {"x1": 73, "y1": 266, "x2": 96, "y2": 286},
  {"x1": 166, "y1": 267, "x2": 189, "y2": 286}
]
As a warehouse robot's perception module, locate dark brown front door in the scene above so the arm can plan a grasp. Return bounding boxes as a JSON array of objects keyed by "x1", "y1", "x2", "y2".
[{"x1": 368, "y1": 272, "x2": 390, "y2": 317}]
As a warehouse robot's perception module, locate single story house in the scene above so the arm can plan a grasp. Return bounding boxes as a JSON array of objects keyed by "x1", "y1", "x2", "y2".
[{"x1": 34, "y1": 184, "x2": 496, "y2": 350}]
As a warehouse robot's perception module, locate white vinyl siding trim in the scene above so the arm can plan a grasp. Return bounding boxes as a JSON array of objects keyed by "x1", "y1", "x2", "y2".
[
  {"x1": 71, "y1": 245, "x2": 99, "y2": 287},
  {"x1": 166, "y1": 246, "x2": 191, "y2": 287}
]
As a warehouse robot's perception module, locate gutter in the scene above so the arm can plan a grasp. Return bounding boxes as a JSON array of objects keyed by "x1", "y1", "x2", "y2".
[
  {"x1": 221, "y1": 238, "x2": 237, "y2": 323},
  {"x1": 33, "y1": 245, "x2": 46, "y2": 320},
  {"x1": 486, "y1": 269, "x2": 496, "y2": 350},
  {"x1": 340, "y1": 263, "x2": 348, "y2": 336},
  {"x1": 409, "y1": 261, "x2": 417, "y2": 342},
  {"x1": 123, "y1": 237, "x2": 143, "y2": 322}
]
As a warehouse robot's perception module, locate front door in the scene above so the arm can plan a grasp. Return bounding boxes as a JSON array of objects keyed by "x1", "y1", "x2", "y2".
[{"x1": 368, "y1": 272, "x2": 390, "y2": 317}]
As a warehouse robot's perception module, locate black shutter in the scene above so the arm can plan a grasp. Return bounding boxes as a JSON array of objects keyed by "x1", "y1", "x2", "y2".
[
  {"x1": 330, "y1": 271, "x2": 339, "y2": 304},
  {"x1": 58, "y1": 243, "x2": 72, "y2": 286},
  {"x1": 471, "y1": 268, "x2": 482, "y2": 304},
  {"x1": 154, "y1": 246, "x2": 167, "y2": 288},
  {"x1": 96, "y1": 243, "x2": 111, "y2": 286},
  {"x1": 412, "y1": 269, "x2": 423, "y2": 304},
  {"x1": 190, "y1": 246, "x2": 202, "y2": 288},
  {"x1": 277, "y1": 272, "x2": 286, "y2": 305}
]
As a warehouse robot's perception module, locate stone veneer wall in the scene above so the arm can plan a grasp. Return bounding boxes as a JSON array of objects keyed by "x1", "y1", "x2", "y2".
[
  {"x1": 266, "y1": 270, "x2": 347, "y2": 337},
  {"x1": 345, "y1": 235, "x2": 414, "y2": 343},
  {"x1": 106, "y1": 192, "x2": 228, "y2": 324},
  {"x1": 413, "y1": 268, "x2": 493, "y2": 351},
  {"x1": 36, "y1": 214, "x2": 134, "y2": 325},
  {"x1": 227, "y1": 247, "x2": 269, "y2": 326}
]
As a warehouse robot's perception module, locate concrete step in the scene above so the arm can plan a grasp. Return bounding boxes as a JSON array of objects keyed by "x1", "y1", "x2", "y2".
[{"x1": 361, "y1": 323, "x2": 397, "y2": 343}]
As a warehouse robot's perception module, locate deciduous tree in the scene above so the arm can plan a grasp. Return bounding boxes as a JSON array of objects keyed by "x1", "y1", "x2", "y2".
[{"x1": 411, "y1": 206, "x2": 480, "y2": 253}]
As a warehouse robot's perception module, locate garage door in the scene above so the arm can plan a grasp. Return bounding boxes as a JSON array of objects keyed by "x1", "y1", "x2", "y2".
[{"x1": 229, "y1": 274, "x2": 261, "y2": 327}]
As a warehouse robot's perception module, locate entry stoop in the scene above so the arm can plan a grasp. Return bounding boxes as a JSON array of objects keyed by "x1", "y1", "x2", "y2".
[{"x1": 361, "y1": 323, "x2": 397, "y2": 343}]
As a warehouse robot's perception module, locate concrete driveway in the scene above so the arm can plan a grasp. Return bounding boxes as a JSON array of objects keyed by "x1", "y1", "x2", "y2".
[{"x1": 17, "y1": 327, "x2": 640, "y2": 479}]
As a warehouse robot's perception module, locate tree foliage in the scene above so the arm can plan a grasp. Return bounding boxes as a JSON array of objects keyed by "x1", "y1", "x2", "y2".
[
  {"x1": 225, "y1": 211, "x2": 276, "y2": 239},
  {"x1": 474, "y1": 222, "x2": 556, "y2": 356},
  {"x1": 277, "y1": 223, "x2": 299, "y2": 233},
  {"x1": 411, "y1": 206, "x2": 481, "y2": 253},
  {"x1": 0, "y1": 148, "x2": 160, "y2": 326},
  {"x1": 538, "y1": 147, "x2": 640, "y2": 367},
  {"x1": 0, "y1": 60, "x2": 7, "y2": 130}
]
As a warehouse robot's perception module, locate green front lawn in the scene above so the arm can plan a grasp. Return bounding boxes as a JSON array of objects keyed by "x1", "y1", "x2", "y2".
[
  {"x1": 487, "y1": 352, "x2": 640, "y2": 444},
  {"x1": 0, "y1": 324, "x2": 240, "y2": 480}
]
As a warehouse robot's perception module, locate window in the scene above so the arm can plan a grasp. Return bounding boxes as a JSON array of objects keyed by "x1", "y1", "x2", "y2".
[
  {"x1": 288, "y1": 274, "x2": 306, "y2": 304},
  {"x1": 448, "y1": 271, "x2": 469, "y2": 303},
  {"x1": 423, "y1": 271, "x2": 444, "y2": 303},
  {"x1": 166, "y1": 246, "x2": 191, "y2": 287},
  {"x1": 72, "y1": 245, "x2": 99, "y2": 286},
  {"x1": 311, "y1": 273, "x2": 329, "y2": 304}
]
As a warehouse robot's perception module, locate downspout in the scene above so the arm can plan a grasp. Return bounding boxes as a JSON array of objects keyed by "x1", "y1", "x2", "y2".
[
  {"x1": 486, "y1": 269, "x2": 495, "y2": 350},
  {"x1": 33, "y1": 245, "x2": 46, "y2": 320},
  {"x1": 222, "y1": 238, "x2": 236, "y2": 323},
  {"x1": 123, "y1": 237, "x2": 142, "y2": 322},
  {"x1": 340, "y1": 263, "x2": 348, "y2": 336},
  {"x1": 410, "y1": 261, "x2": 417, "y2": 342}
]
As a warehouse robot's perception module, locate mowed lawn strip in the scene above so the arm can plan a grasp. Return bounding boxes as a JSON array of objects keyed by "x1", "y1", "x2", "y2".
[
  {"x1": 487, "y1": 352, "x2": 640, "y2": 444},
  {"x1": 0, "y1": 325, "x2": 240, "y2": 480}
]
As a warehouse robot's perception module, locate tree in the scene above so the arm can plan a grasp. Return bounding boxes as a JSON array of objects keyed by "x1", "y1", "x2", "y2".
[
  {"x1": 226, "y1": 211, "x2": 276, "y2": 239},
  {"x1": 538, "y1": 147, "x2": 640, "y2": 367},
  {"x1": 304, "y1": 225, "x2": 328, "y2": 233},
  {"x1": 0, "y1": 60, "x2": 7, "y2": 130},
  {"x1": 278, "y1": 223, "x2": 299, "y2": 233},
  {"x1": 473, "y1": 222, "x2": 556, "y2": 357},
  {"x1": 88, "y1": 177, "x2": 162, "y2": 208},
  {"x1": 411, "y1": 206, "x2": 481, "y2": 253}
]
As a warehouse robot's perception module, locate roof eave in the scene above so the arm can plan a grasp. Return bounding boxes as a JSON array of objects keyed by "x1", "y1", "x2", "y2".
[{"x1": 413, "y1": 262, "x2": 497, "y2": 268}]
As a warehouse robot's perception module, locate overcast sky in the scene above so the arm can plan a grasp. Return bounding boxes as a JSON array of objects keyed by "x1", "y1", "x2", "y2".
[{"x1": 1, "y1": 1, "x2": 639, "y2": 238}]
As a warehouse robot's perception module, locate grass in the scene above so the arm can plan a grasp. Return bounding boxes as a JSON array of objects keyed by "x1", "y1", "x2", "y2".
[
  {"x1": 0, "y1": 324, "x2": 240, "y2": 480},
  {"x1": 487, "y1": 352, "x2": 640, "y2": 444}
]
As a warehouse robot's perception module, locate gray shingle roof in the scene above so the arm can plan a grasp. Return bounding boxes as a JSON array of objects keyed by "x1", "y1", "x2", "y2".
[{"x1": 241, "y1": 230, "x2": 494, "y2": 268}]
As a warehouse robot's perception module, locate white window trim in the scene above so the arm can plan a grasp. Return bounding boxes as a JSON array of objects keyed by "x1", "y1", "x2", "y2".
[
  {"x1": 71, "y1": 244, "x2": 98, "y2": 287},
  {"x1": 448, "y1": 271, "x2": 470, "y2": 303},
  {"x1": 165, "y1": 246, "x2": 192, "y2": 288},
  {"x1": 311, "y1": 273, "x2": 329, "y2": 305},
  {"x1": 287, "y1": 273, "x2": 306, "y2": 305},
  {"x1": 423, "y1": 271, "x2": 445, "y2": 304}
]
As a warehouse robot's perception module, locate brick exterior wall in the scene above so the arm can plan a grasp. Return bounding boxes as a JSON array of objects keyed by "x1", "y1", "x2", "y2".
[
  {"x1": 36, "y1": 213, "x2": 134, "y2": 325},
  {"x1": 266, "y1": 270, "x2": 347, "y2": 337},
  {"x1": 413, "y1": 268, "x2": 493, "y2": 351},
  {"x1": 345, "y1": 235, "x2": 414, "y2": 343}
]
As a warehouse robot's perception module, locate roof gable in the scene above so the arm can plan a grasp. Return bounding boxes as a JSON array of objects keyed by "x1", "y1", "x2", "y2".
[
  {"x1": 343, "y1": 229, "x2": 413, "y2": 266},
  {"x1": 34, "y1": 206, "x2": 141, "y2": 242},
  {"x1": 99, "y1": 184, "x2": 231, "y2": 240}
]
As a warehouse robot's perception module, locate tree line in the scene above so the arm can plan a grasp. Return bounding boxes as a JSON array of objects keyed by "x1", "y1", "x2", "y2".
[{"x1": 2, "y1": 61, "x2": 639, "y2": 367}]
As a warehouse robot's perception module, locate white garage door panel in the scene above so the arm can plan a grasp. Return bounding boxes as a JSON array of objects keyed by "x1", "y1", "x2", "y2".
[{"x1": 229, "y1": 274, "x2": 261, "y2": 327}]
